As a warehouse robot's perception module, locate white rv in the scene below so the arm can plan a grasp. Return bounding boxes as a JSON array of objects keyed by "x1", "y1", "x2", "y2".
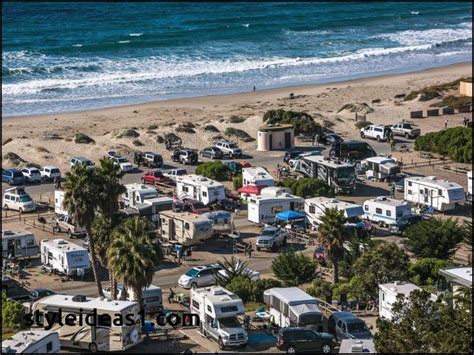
[
  {"x1": 190, "y1": 286, "x2": 247, "y2": 350},
  {"x1": 104, "y1": 284, "x2": 163, "y2": 314},
  {"x1": 467, "y1": 171, "x2": 472, "y2": 200},
  {"x1": 242, "y1": 167, "x2": 275, "y2": 187},
  {"x1": 2, "y1": 230, "x2": 39, "y2": 259},
  {"x1": 263, "y1": 287, "x2": 323, "y2": 329},
  {"x1": 361, "y1": 156, "x2": 400, "y2": 181},
  {"x1": 54, "y1": 190, "x2": 68, "y2": 215},
  {"x1": 176, "y1": 174, "x2": 225, "y2": 205},
  {"x1": 247, "y1": 187, "x2": 304, "y2": 224},
  {"x1": 158, "y1": 210, "x2": 213, "y2": 246},
  {"x1": 40, "y1": 239, "x2": 90, "y2": 276},
  {"x1": 2, "y1": 330, "x2": 60, "y2": 354},
  {"x1": 363, "y1": 196, "x2": 412, "y2": 227},
  {"x1": 122, "y1": 183, "x2": 159, "y2": 207},
  {"x1": 379, "y1": 281, "x2": 437, "y2": 321},
  {"x1": 203, "y1": 211, "x2": 234, "y2": 234},
  {"x1": 28, "y1": 294, "x2": 142, "y2": 352},
  {"x1": 404, "y1": 176, "x2": 465, "y2": 212},
  {"x1": 304, "y1": 197, "x2": 365, "y2": 229}
]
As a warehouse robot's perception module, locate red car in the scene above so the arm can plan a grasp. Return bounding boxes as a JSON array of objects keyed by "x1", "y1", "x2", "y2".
[{"x1": 141, "y1": 170, "x2": 170, "y2": 185}]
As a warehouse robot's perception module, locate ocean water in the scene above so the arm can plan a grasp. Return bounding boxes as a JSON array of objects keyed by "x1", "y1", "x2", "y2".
[{"x1": 2, "y1": 2, "x2": 472, "y2": 117}]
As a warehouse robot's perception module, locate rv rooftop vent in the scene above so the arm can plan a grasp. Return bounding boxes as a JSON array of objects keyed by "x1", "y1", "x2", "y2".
[
  {"x1": 390, "y1": 287, "x2": 397, "y2": 292},
  {"x1": 54, "y1": 239, "x2": 67, "y2": 245},
  {"x1": 427, "y1": 176, "x2": 437, "y2": 181},
  {"x1": 72, "y1": 295, "x2": 87, "y2": 302},
  {"x1": 211, "y1": 288, "x2": 225, "y2": 296},
  {"x1": 329, "y1": 198, "x2": 338, "y2": 203},
  {"x1": 351, "y1": 342, "x2": 364, "y2": 352},
  {"x1": 376, "y1": 196, "x2": 387, "y2": 201}
]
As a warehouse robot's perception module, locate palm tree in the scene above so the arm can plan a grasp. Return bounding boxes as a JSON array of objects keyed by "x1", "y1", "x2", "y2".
[
  {"x1": 462, "y1": 220, "x2": 472, "y2": 247},
  {"x1": 108, "y1": 217, "x2": 161, "y2": 303},
  {"x1": 214, "y1": 256, "x2": 252, "y2": 286},
  {"x1": 63, "y1": 164, "x2": 103, "y2": 296},
  {"x1": 318, "y1": 208, "x2": 347, "y2": 284}
]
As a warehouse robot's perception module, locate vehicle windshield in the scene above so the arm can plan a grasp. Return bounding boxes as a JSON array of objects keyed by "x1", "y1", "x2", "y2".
[
  {"x1": 117, "y1": 158, "x2": 128, "y2": 163},
  {"x1": 185, "y1": 268, "x2": 200, "y2": 277},
  {"x1": 341, "y1": 143, "x2": 376, "y2": 160},
  {"x1": 12, "y1": 171, "x2": 23, "y2": 177},
  {"x1": 19, "y1": 195, "x2": 32, "y2": 202},
  {"x1": 336, "y1": 167, "x2": 356, "y2": 181},
  {"x1": 84, "y1": 160, "x2": 94, "y2": 166},
  {"x1": 176, "y1": 170, "x2": 187, "y2": 176},
  {"x1": 30, "y1": 170, "x2": 40, "y2": 175},
  {"x1": 153, "y1": 171, "x2": 164, "y2": 177},
  {"x1": 260, "y1": 229, "x2": 276, "y2": 237},
  {"x1": 346, "y1": 216, "x2": 362, "y2": 223},
  {"x1": 219, "y1": 317, "x2": 241, "y2": 328},
  {"x1": 348, "y1": 322, "x2": 369, "y2": 333}
]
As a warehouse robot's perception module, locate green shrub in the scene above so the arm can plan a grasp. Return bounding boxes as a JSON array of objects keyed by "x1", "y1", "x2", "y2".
[
  {"x1": 232, "y1": 175, "x2": 243, "y2": 190},
  {"x1": 405, "y1": 77, "x2": 471, "y2": 101},
  {"x1": 226, "y1": 277, "x2": 282, "y2": 304},
  {"x1": 228, "y1": 115, "x2": 246, "y2": 123},
  {"x1": 74, "y1": 133, "x2": 95, "y2": 144},
  {"x1": 278, "y1": 178, "x2": 335, "y2": 198},
  {"x1": 147, "y1": 124, "x2": 159, "y2": 130},
  {"x1": 204, "y1": 125, "x2": 220, "y2": 132},
  {"x1": 354, "y1": 121, "x2": 373, "y2": 129},
  {"x1": 271, "y1": 251, "x2": 319, "y2": 286},
  {"x1": 415, "y1": 127, "x2": 472, "y2": 163},
  {"x1": 117, "y1": 129, "x2": 140, "y2": 138},
  {"x1": 132, "y1": 139, "x2": 143, "y2": 146},
  {"x1": 156, "y1": 135, "x2": 164, "y2": 144},
  {"x1": 408, "y1": 258, "x2": 454, "y2": 286},
  {"x1": 2, "y1": 292, "x2": 26, "y2": 332},
  {"x1": 224, "y1": 127, "x2": 254, "y2": 142},
  {"x1": 195, "y1": 161, "x2": 229, "y2": 181},
  {"x1": 175, "y1": 126, "x2": 195, "y2": 134},
  {"x1": 263, "y1": 109, "x2": 321, "y2": 135},
  {"x1": 430, "y1": 95, "x2": 473, "y2": 109}
]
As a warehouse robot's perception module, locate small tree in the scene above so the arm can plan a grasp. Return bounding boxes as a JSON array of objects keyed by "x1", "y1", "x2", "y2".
[
  {"x1": 271, "y1": 251, "x2": 318, "y2": 286},
  {"x1": 279, "y1": 178, "x2": 335, "y2": 198},
  {"x1": 408, "y1": 258, "x2": 454, "y2": 286},
  {"x1": 2, "y1": 292, "x2": 26, "y2": 332},
  {"x1": 195, "y1": 161, "x2": 229, "y2": 181},
  {"x1": 225, "y1": 276, "x2": 256, "y2": 304},
  {"x1": 232, "y1": 175, "x2": 243, "y2": 190},
  {"x1": 404, "y1": 218, "x2": 464, "y2": 259},
  {"x1": 214, "y1": 256, "x2": 253, "y2": 287},
  {"x1": 306, "y1": 279, "x2": 335, "y2": 304}
]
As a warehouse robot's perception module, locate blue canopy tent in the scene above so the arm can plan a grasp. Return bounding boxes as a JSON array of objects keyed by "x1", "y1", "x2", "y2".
[{"x1": 275, "y1": 210, "x2": 305, "y2": 221}]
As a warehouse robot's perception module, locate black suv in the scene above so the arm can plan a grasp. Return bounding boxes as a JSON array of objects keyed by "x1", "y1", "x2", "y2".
[
  {"x1": 389, "y1": 214, "x2": 423, "y2": 235},
  {"x1": 276, "y1": 327, "x2": 334, "y2": 354}
]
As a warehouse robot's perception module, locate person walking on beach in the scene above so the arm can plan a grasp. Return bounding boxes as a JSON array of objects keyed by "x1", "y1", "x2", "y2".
[{"x1": 444, "y1": 119, "x2": 448, "y2": 129}]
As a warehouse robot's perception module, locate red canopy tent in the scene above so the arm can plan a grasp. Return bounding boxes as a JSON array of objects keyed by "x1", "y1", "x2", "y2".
[{"x1": 238, "y1": 184, "x2": 265, "y2": 195}]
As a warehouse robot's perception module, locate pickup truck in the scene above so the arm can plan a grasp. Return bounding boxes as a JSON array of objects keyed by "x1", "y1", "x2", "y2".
[
  {"x1": 391, "y1": 123, "x2": 421, "y2": 139},
  {"x1": 54, "y1": 214, "x2": 87, "y2": 238},
  {"x1": 163, "y1": 168, "x2": 187, "y2": 184},
  {"x1": 141, "y1": 170, "x2": 172, "y2": 185},
  {"x1": 360, "y1": 125, "x2": 391, "y2": 142},
  {"x1": 256, "y1": 226, "x2": 288, "y2": 251}
]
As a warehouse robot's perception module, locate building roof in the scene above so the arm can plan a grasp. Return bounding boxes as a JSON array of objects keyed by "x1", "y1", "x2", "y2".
[
  {"x1": 406, "y1": 176, "x2": 464, "y2": 190},
  {"x1": 40, "y1": 239, "x2": 87, "y2": 253},
  {"x1": 258, "y1": 124, "x2": 294, "y2": 132},
  {"x1": 379, "y1": 282, "x2": 437, "y2": 301},
  {"x1": 36, "y1": 294, "x2": 139, "y2": 312},
  {"x1": 364, "y1": 196, "x2": 409, "y2": 207},
  {"x1": 2, "y1": 331, "x2": 56, "y2": 353},
  {"x1": 305, "y1": 197, "x2": 364, "y2": 217},
  {"x1": 339, "y1": 339, "x2": 376, "y2": 353},
  {"x1": 177, "y1": 174, "x2": 224, "y2": 188},
  {"x1": 265, "y1": 287, "x2": 316, "y2": 306},
  {"x1": 238, "y1": 184, "x2": 265, "y2": 195},
  {"x1": 193, "y1": 286, "x2": 240, "y2": 304},
  {"x1": 439, "y1": 267, "x2": 472, "y2": 287}
]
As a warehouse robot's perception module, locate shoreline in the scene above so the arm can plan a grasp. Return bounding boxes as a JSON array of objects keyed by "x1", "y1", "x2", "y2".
[{"x1": 3, "y1": 61, "x2": 472, "y2": 122}]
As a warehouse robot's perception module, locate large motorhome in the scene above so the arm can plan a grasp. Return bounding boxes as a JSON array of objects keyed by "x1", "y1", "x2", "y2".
[
  {"x1": 158, "y1": 210, "x2": 213, "y2": 246},
  {"x1": 304, "y1": 197, "x2": 365, "y2": 230},
  {"x1": 363, "y1": 196, "x2": 412, "y2": 227},
  {"x1": 28, "y1": 294, "x2": 142, "y2": 352},
  {"x1": 2, "y1": 330, "x2": 60, "y2": 354},
  {"x1": 176, "y1": 174, "x2": 225, "y2": 205},
  {"x1": 190, "y1": 286, "x2": 247, "y2": 350},
  {"x1": 404, "y1": 176, "x2": 465, "y2": 212},
  {"x1": 294, "y1": 156, "x2": 356, "y2": 194},
  {"x1": 247, "y1": 187, "x2": 304, "y2": 224},
  {"x1": 104, "y1": 284, "x2": 163, "y2": 314},
  {"x1": 360, "y1": 156, "x2": 400, "y2": 181},
  {"x1": 2, "y1": 230, "x2": 39, "y2": 259},
  {"x1": 263, "y1": 287, "x2": 323, "y2": 329},
  {"x1": 40, "y1": 239, "x2": 90, "y2": 277},
  {"x1": 242, "y1": 167, "x2": 275, "y2": 187}
]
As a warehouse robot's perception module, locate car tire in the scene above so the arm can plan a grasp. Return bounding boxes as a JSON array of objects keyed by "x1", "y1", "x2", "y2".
[
  {"x1": 286, "y1": 345, "x2": 297, "y2": 354},
  {"x1": 89, "y1": 342, "x2": 99, "y2": 353},
  {"x1": 68, "y1": 229, "x2": 72, "y2": 238},
  {"x1": 360, "y1": 132, "x2": 365, "y2": 138},
  {"x1": 377, "y1": 136, "x2": 381, "y2": 142},
  {"x1": 322, "y1": 344, "x2": 332, "y2": 353},
  {"x1": 19, "y1": 208, "x2": 23, "y2": 213},
  {"x1": 405, "y1": 132, "x2": 409, "y2": 139},
  {"x1": 218, "y1": 338, "x2": 225, "y2": 350},
  {"x1": 141, "y1": 178, "x2": 145, "y2": 184},
  {"x1": 191, "y1": 282, "x2": 198, "y2": 290}
]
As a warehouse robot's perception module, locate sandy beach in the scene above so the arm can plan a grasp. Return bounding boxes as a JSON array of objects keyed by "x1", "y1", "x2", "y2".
[{"x1": 2, "y1": 62, "x2": 472, "y2": 171}]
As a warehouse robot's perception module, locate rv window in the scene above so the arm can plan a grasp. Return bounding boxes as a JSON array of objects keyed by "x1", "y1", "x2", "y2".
[
  {"x1": 438, "y1": 189, "x2": 443, "y2": 196},
  {"x1": 376, "y1": 208, "x2": 382, "y2": 214},
  {"x1": 408, "y1": 181, "x2": 412, "y2": 187},
  {"x1": 309, "y1": 206, "x2": 315, "y2": 214},
  {"x1": 183, "y1": 186, "x2": 189, "y2": 192},
  {"x1": 221, "y1": 305, "x2": 239, "y2": 313},
  {"x1": 408, "y1": 190, "x2": 412, "y2": 195},
  {"x1": 202, "y1": 191, "x2": 207, "y2": 197},
  {"x1": 364, "y1": 205, "x2": 368, "y2": 211},
  {"x1": 382, "y1": 292, "x2": 385, "y2": 301},
  {"x1": 46, "y1": 341, "x2": 53, "y2": 352},
  {"x1": 146, "y1": 296, "x2": 161, "y2": 303},
  {"x1": 26, "y1": 239, "x2": 35, "y2": 246},
  {"x1": 184, "y1": 223, "x2": 190, "y2": 230},
  {"x1": 271, "y1": 205, "x2": 283, "y2": 213},
  {"x1": 283, "y1": 303, "x2": 289, "y2": 316},
  {"x1": 207, "y1": 305, "x2": 212, "y2": 312},
  {"x1": 420, "y1": 188, "x2": 425, "y2": 194},
  {"x1": 386, "y1": 210, "x2": 391, "y2": 217},
  {"x1": 263, "y1": 293, "x2": 270, "y2": 305},
  {"x1": 271, "y1": 296, "x2": 281, "y2": 311},
  {"x1": 192, "y1": 300, "x2": 200, "y2": 310}
]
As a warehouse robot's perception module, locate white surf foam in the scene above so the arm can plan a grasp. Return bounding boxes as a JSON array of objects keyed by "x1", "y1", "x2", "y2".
[
  {"x1": 379, "y1": 26, "x2": 472, "y2": 46},
  {"x1": 129, "y1": 33, "x2": 143, "y2": 37},
  {"x1": 72, "y1": 44, "x2": 82, "y2": 47},
  {"x1": 118, "y1": 40, "x2": 131, "y2": 44}
]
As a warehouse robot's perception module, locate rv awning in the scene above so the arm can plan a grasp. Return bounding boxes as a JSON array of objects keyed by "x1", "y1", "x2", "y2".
[
  {"x1": 238, "y1": 185, "x2": 265, "y2": 195},
  {"x1": 276, "y1": 210, "x2": 305, "y2": 221},
  {"x1": 290, "y1": 303, "x2": 322, "y2": 318}
]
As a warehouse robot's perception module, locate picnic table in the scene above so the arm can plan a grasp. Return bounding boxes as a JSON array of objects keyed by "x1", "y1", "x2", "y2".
[{"x1": 418, "y1": 151, "x2": 433, "y2": 159}]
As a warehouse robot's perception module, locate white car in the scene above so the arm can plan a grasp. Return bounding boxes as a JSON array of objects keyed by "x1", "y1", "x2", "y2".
[
  {"x1": 111, "y1": 156, "x2": 134, "y2": 172},
  {"x1": 163, "y1": 168, "x2": 187, "y2": 183},
  {"x1": 21, "y1": 167, "x2": 42, "y2": 183},
  {"x1": 215, "y1": 140, "x2": 242, "y2": 158},
  {"x1": 40, "y1": 166, "x2": 61, "y2": 181},
  {"x1": 70, "y1": 156, "x2": 95, "y2": 170}
]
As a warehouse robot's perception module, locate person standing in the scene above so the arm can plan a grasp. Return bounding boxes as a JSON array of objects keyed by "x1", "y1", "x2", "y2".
[
  {"x1": 253, "y1": 85, "x2": 256, "y2": 92},
  {"x1": 168, "y1": 288, "x2": 175, "y2": 304},
  {"x1": 248, "y1": 242, "x2": 253, "y2": 258},
  {"x1": 444, "y1": 119, "x2": 448, "y2": 129}
]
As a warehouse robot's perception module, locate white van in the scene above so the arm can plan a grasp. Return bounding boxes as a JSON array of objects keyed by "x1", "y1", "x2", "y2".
[{"x1": 3, "y1": 187, "x2": 36, "y2": 213}]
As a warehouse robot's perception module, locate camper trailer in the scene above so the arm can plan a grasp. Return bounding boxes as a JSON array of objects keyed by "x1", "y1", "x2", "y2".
[
  {"x1": 2, "y1": 230, "x2": 39, "y2": 259},
  {"x1": 404, "y1": 176, "x2": 465, "y2": 212},
  {"x1": 263, "y1": 287, "x2": 323, "y2": 329},
  {"x1": 176, "y1": 174, "x2": 225, "y2": 205},
  {"x1": 122, "y1": 183, "x2": 159, "y2": 207},
  {"x1": 361, "y1": 156, "x2": 400, "y2": 181},
  {"x1": 304, "y1": 197, "x2": 365, "y2": 230},
  {"x1": 104, "y1": 284, "x2": 163, "y2": 314},
  {"x1": 159, "y1": 210, "x2": 213, "y2": 246},
  {"x1": 247, "y1": 187, "x2": 304, "y2": 224},
  {"x1": 242, "y1": 167, "x2": 275, "y2": 187},
  {"x1": 40, "y1": 239, "x2": 90, "y2": 277},
  {"x1": 203, "y1": 211, "x2": 234, "y2": 234},
  {"x1": 190, "y1": 286, "x2": 247, "y2": 350},
  {"x1": 363, "y1": 197, "x2": 412, "y2": 227},
  {"x1": 125, "y1": 197, "x2": 173, "y2": 224},
  {"x1": 294, "y1": 156, "x2": 356, "y2": 194},
  {"x1": 2, "y1": 330, "x2": 60, "y2": 354},
  {"x1": 28, "y1": 294, "x2": 142, "y2": 352}
]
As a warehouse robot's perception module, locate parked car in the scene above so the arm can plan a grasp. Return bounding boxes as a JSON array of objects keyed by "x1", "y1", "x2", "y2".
[
  {"x1": 142, "y1": 151, "x2": 163, "y2": 168},
  {"x1": 360, "y1": 125, "x2": 391, "y2": 142},
  {"x1": 322, "y1": 133, "x2": 343, "y2": 146},
  {"x1": 163, "y1": 168, "x2": 188, "y2": 183},
  {"x1": 178, "y1": 264, "x2": 222, "y2": 289},
  {"x1": 391, "y1": 122, "x2": 421, "y2": 139},
  {"x1": 215, "y1": 140, "x2": 242, "y2": 158},
  {"x1": 389, "y1": 214, "x2": 424, "y2": 235},
  {"x1": 2, "y1": 168, "x2": 26, "y2": 185},
  {"x1": 141, "y1": 170, "x2": 171, "y2": 185},
  {"x1": 171, "y1": 148, "x2": 198, "y2": 165},
  {"x1": 40, "y1": 166, "x2": 61, "y2": 182},
  {"x1": 3, "y1": 187, "x2": 36, "y2": 212},
  {"x1": 256, "y1": 226, "x2": 288, "y2": 251},
  {"x1": 111, "y1": 156, "x2": 134, "y2": 173},
  {"x1": 21, "y1": 167, "x2": 42, "y2": 184},
  {"x1": 70, "y1": 156, "x2": 95, "y2": 170},
  {"x1": 225, "y1": 188, "x2": 240, "y2": 201},
  {"x1": 29, "y1": 288, "x2": 56, "y2": 301},
  {"x1": 276, "y1": 327, "x2": 335, "y2": 354},
  {"x1": 328, "y1": 312, "x2": 372, "y2": 341},
  {"x1": 283, "y1": 151, "x2": 304, "y2": 164},
  {"x1": 200, "y1": 147, "x2": 224, "y2": 159}
]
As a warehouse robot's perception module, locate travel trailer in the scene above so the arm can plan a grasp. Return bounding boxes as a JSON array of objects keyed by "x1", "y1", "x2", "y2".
[
  {"x1": 2, "y1": 330, "x2": 60, "y2": 354},
  {"x1": 3, "y1": 186, "x2": 36, "y2": 213},
  {"x1": 247, "y1": 187, "x2": 304, "y2": 224},
  {"x1": 363, "y1": 197, "x2": 412, "y2": 227},
  {"x1": 176, "y1": 174, "x2": 225, "y2": 205},
  {"x1": 242, "y1": 167, "x2": 275, "y2": 187},
  {"x1": 263, "y1": 287, "x2": 323, "y2": 329},
  {"x1": 104, "y1": 284, "x2": 163, "y2": 314},
  {"x1": 404, "y1": 176, "x2": 465, "y2": 212},
  {"x1": 2, "y1": 230, "x2": 39, "y2": 259},
  {"x1": 294, "y1": 156, "x2": 356, "y2": 194},
  {"x1": 40, "y1": 239, "x2": 90, "y2": 277},
  {"x1": 158, "y1": 210, "x2": 213, "y2": 246},
  {"x1": 203, "y1": 210, "x2": 234, "y2": 234},
  {"x1": 190, "y1": 286, "x2": 247, "y2": 350},
  {"x1": 124, "y1": 197, "x2": 173, "y2": 224},
  {"x1": 28, "y1": 294, "x2": 142, "y2": 352},
  {"x1": 304, "y1": 197, "x2": 365, "y2": 230},
  {"x1": 360, "y1": 156, "x2": 400, "y2": 181},
  {"x1": 121, "y1": 183, "x2": 159, "y2": 207}
]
